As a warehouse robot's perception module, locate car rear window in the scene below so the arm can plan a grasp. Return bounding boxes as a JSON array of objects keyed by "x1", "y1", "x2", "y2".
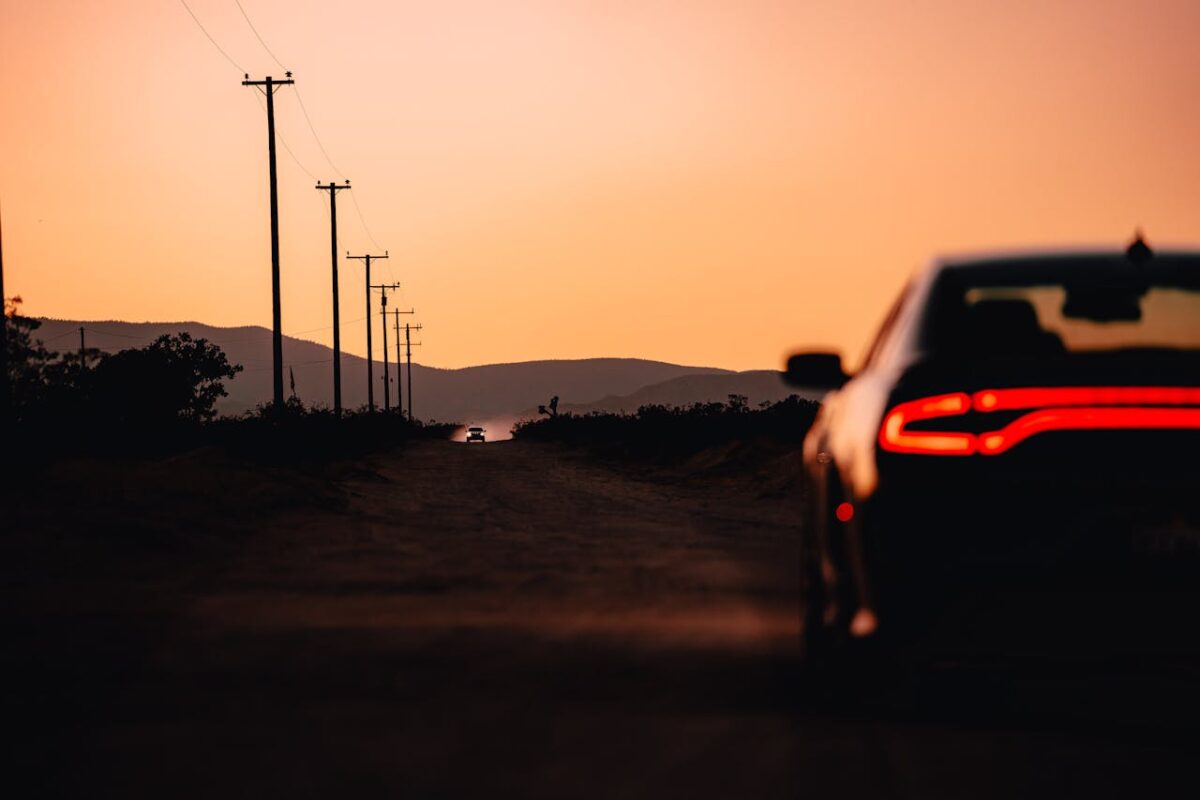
[{"x1": 923, "y1": 258, "x2": 1200, "y2": 358}]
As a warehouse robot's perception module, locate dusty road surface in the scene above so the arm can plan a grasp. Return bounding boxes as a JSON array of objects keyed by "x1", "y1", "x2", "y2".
[{"x1": 4, "y1": 440, "x2": 1197, "y2": 797}]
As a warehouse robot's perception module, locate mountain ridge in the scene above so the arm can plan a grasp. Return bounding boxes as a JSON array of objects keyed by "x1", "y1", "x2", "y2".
[
  {"x1": 31, "y1": 318, "x2": 762, "y2": 422},
  {"x1": 553, "y1": 370, "x2": 817, "y2": 415}
]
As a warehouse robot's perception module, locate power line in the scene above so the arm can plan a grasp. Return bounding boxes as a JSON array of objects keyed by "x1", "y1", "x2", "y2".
[
  {"x1": 244, "y1": 358, "x2": 331, "y2": 373},
  {"x1": 348, "y1": 190, "x2": 387, "y2": 256},
  {"x1": 179, "y1": 0, "x2": 245, "y2": 74},
  {"x1": 233, "y1": 0, "x2": 287, "y2": 71},
  {"x1": 175, "y1": 4, "x2": 304, "y2": 412},
  {"x1": 79, "y1": 325, "x2": 161, "y2": 341},
  {"x1": 314, "y1": 183, "x2": 331, "y2": 220},
  {"x1": 294, "y1": 87, "x2": 346, "y2": 178},
  {"x1": 171, "y1": 315, "x2": 369, "y2": 345},
  {"x1": 250, "y1": 91, "x2": 318, "y2": 180},
  {"x1": 179, "y1": 0, "x2": 417, "y2": 372},
  {"x1": 229, "y1": 0, "x2": 399, "y2": 288},
  {"x1": 180, "y1": 2, "x2": 318, "y2": 184},
  {"x1": 39, "y1": 329, "x2": 79, "y2": 343},
  {"x1": 46, "y1": 318, "x2": 369, "y2": 350},
  {"x1": 280, "y1": 134, "x2": 319, "y2": 181},
  {"x1": 288, "y1": 315, "x2": 367, "y2": 337},
  {"x1": 178, "y1": 2, "x2": 319, "y2": 186},
  {"x1": 230, "y1": 0, "x2": 345, "y2": 179},
  {"x1": 326, "y1": 166, "x2": 393, "y2": 282},
  {"x1": 221, "y1": 9, "x2": 337, "y2": 410},
  {"x1": 347, "y1": 191, "x2": 397, "y2": 286},
  {"x1": 232, "y1": 2, "x2": 374, "y2": 287}
]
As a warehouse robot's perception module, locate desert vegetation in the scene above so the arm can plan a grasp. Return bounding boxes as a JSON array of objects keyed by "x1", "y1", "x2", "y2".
[
  {"x1": 512, "y1": 393, "x2": 821, "y2": 461},
  {"x1": 3, "y1": 306, "x2": 456, "y2": 461}
]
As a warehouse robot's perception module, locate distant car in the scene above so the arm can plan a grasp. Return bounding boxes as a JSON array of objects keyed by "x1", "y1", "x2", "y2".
[
  {"x1": 785, "y1": 240, "x2": 1200, "y2": 672},
  {"x1": 466, "y1": 427, "x2": 486, "y2": 443}
]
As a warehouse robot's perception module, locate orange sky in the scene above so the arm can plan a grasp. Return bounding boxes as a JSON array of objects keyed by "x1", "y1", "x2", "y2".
[{"x1": 2, "y1": 0, "x2": 1199, "y2": 370}]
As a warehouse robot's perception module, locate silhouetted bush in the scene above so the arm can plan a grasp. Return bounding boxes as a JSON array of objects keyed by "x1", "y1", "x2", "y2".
[
  {"x1": 512, "y1": 394, "x2": 820, "y2": 460},
  {"x1": 211, "y1": 403, "x2": 458, "y2": 465}
]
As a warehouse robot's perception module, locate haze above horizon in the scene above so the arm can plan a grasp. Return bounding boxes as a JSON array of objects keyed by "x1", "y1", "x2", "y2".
[{"x1": 3, "y1": 0, "x2": 1198, "y2": 371}]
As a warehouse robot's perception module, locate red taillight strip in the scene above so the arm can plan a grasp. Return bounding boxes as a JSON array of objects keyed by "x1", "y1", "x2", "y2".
[
  {"x1": 879, "y1": 386, "x2": 1200, "y2": 456},
  {"x1": 975, "y1": 386, "x2": 1200, "y2": 412},
  {"x1": 977, "y1": 407, "x2": 1200, "y2": 455},
  {"x1": 878, "y1": 392, "x2": 975, "y2": 455}
]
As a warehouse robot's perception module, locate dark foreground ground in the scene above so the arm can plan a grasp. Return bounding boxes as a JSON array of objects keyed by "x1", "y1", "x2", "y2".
[{"x1": 3, "y1": 440, "x2": 1197, "y2": 797}]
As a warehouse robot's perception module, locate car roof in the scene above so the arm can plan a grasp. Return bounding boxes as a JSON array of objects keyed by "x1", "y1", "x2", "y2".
[{"x1": 926, "y1": 248, "x2": 1200, "y2": 287}]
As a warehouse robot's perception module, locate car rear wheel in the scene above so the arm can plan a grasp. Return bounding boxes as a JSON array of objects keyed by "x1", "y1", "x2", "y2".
[{"x1": 800, "y1": 479, "x2": 925, "y2": 711}]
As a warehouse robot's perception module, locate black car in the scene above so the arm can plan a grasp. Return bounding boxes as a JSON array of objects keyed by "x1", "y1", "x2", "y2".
[{"x1": 786, "y1": 239, "x2": 1200, "y2": 671}]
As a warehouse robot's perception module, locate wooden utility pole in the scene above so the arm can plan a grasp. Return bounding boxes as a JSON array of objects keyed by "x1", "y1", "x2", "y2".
[
  {"x1": 394, "y1": 311, "x2": 402, "y2": 414},
  {"x1": 242, "y1": 72, "x2": 295, "y2": 414},
  {"x1": 347, "y1": 251, "x2": 387, "y2": 412},
  {"x1": 78, "y1": 327, "x2": 85, "y2": 377},
  {"x1": 316, "y1": 180, "x2": 351, "y2": 416},
  {"x1": 392, "y1": 307, "x2": 414, "y2": 417},
  {"x1": 0, "y1": 201, "x2": 7, "y2": 423},
  {"x1": 406, "y1": 323, "x2": 422, "y2": 422},
  {"x1": 370, "y1": 283, "x2": 400, "y2": 410}
]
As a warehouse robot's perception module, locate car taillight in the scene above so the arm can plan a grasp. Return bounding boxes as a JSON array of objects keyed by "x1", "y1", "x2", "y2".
[
  {"x1": 878, "y1": 392, "x2": 975, "y2": 455},
  {"x1": 879, "y1": 386, "x2": 1200, "y2": 456}
]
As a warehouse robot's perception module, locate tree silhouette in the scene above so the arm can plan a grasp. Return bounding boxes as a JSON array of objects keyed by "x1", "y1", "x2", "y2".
[
  {"x1": 3, "y1": 303, "x2": 61, "y2": 420},
  {"x1": 90, "y1": 333, "x2": 242, "y2": 425}
]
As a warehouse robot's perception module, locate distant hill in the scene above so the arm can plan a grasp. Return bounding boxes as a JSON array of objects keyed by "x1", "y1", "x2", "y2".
[
  {"x1": 551, "y1": 370, "x2": 820, "y2": 415},
  {"x1": 31, "y1": 318, "x2": 732, "y2": 422}
]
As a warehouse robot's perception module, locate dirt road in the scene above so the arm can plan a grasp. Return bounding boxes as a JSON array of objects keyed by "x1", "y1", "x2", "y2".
[{"x1": 5, "y1": 440, "x2": 1196, "y2": 797}]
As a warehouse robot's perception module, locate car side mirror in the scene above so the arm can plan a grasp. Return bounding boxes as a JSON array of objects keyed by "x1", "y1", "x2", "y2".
[{"x1": 783, "y1": 352, "x2": 849, "y2": 389}]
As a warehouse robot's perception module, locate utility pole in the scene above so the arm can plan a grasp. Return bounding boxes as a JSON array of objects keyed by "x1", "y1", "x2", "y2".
[
  {"x1": 347, "y1": 251, "x2": 387, "y2": 412},
  {"x1": 0, "y1": 201, "x2": 7, "y2": 424},
  {"x1": 406, "y1": 323, "x2": 422, "y2": 423},
  {"x1": 316, "y1": 180, "x2": 351, "y2": 416},
  {"x1": 78, "y1": 327, "x2": 85, "y2": 378},
  {"x1": 392, "y1": 307, "x2": 414, "y2": 417},
  {"x1": 370, "y1": 283, "x2": 400, "y2": 410},
  {"x1": 400, "y1": 311, "x2": 405, "y2": 417},
  {"x1": 243, "y1": 72, "x2": 295, "y2": 414}
]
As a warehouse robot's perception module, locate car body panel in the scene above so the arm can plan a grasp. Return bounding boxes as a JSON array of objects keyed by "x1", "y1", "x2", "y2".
[{"x1": 794, "y1": 247, "x2": 1200, "y2": 659}]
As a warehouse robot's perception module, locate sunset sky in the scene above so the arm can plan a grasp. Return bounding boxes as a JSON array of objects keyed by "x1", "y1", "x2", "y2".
[{"x1": 2, "y1": 0, "x2": 1199, "y2": 371}]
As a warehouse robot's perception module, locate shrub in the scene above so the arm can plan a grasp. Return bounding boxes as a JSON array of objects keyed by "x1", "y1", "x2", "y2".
[{"x1": 512, "y1": 393, "x2": 820, "y2": 460}]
